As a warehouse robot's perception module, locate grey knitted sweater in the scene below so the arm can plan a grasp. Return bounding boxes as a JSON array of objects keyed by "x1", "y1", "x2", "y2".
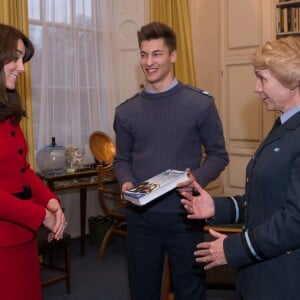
[{"x1": 113, "y1": 81, "x2": 229, "y2": 213}]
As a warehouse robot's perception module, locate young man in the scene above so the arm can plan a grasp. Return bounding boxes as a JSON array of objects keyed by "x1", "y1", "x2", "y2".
[{"x1": 113, "y1": 22, "x2": 229, "y2": 300}]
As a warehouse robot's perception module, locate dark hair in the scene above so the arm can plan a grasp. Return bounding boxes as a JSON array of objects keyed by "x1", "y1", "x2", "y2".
[
  {"x1": 0, "y1": 23, "x2": 34, "y2": 124},
  {"x1": 137, "y1": 22, "x2": 177, "y2": 53}
]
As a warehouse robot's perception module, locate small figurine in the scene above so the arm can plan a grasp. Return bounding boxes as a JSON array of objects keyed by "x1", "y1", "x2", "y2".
[{"x1": 65, "y1": 145, "x2": 83, "y2": 172}]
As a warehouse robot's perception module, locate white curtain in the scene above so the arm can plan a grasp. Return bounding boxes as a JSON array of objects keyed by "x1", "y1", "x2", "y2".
[{"x1": 28, "y1": 0, "x2": 119, "y2": 237}]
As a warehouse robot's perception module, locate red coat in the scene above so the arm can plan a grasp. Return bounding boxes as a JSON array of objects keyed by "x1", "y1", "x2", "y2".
[{"x1": 0, "y1": 119, "x2": 58, "y2": 299}]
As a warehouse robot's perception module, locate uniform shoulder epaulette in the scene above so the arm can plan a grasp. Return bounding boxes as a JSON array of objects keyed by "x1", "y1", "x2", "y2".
[{"x1": 186, "y1": 85, "x2": 212, "y2": 97}]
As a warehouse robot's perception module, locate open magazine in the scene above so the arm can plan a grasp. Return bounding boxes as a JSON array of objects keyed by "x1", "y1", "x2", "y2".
[{"x1": 123, "y1": 169, "x2": 189, "y2": 206}]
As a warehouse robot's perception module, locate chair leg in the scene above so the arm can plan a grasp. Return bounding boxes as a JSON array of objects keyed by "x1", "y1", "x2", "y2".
[
  {"x1": 99, "y1": 225, "x2": 115, "y2": 260},
  {"x1": 65, "y1": 245, "x2": 71, "y2": 294},
  {"x1": 161, "y1": 256, "x2": 172, "y2": 300}
]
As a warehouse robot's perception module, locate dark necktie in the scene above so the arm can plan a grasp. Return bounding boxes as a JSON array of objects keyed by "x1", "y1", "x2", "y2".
[{"x1": 271, "y1": 117, "x2": 281, "y2": 132}]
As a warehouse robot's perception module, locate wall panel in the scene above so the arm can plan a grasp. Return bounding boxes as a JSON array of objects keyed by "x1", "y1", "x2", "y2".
[
  {"x1": 113, "y1": 0, "x2": 148, "y2": 102},
  {"x1": 220, "y1": 0, "x2": 275, "y2": 194},
  {"x1": 227, "y1": 64, "x2": 262, "y2": 141}
]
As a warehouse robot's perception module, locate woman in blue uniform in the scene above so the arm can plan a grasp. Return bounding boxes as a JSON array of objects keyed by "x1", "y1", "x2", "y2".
[{"x1": 181, "y1": 36, "x2": 300, "y2": 300}]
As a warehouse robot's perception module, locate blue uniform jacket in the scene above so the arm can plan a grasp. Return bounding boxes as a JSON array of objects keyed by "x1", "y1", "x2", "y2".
[{"x1": 213, "y1": 111, "x2": 300, "y2": 299}]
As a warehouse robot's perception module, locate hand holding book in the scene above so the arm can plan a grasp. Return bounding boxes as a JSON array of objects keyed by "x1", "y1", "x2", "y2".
[
  {"x1": 176, "y1": 168, "x2": 196, "y2": 194},
  {"x1": 123, "y1": 169, "x2": 189, "y2": 206}
]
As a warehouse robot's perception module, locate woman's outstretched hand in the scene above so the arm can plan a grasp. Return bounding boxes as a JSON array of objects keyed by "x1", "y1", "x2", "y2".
[
  {"x1": 180, "y1": 181, "x2": 215, "y2": 220},
  {"x1": 194, "y1": 229, "x2": 228, "y2": 270}
]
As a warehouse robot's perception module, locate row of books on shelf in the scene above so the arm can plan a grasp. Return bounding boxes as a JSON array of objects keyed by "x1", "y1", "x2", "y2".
[{"x1": 277, "y1": 7, "x2": 300, "y2": 33}]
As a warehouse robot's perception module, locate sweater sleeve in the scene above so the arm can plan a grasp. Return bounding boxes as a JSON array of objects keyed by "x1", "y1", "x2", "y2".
[
  {"x1": 193, "y1": 101, "x2": 229, "y2": 187},
  {"x1": 113, "y1": 109, "x2": 137, "y2": 186}
]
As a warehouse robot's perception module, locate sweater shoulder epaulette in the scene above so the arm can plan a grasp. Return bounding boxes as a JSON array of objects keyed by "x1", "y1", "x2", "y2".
[
  {"x1": 185, "y1": 85, "x2": 213, "y2": 98},
  {"x1": 118, "y1": 92, "x2": 140, "y2": 107},
  {"x1": 126, "y1": 92, "x2": 140, "y2": 101}
]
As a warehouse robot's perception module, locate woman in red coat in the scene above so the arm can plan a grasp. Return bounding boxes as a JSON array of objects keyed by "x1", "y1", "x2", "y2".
[{"x1": 0, "y1": 23, "x2": 66, "y2": 300}]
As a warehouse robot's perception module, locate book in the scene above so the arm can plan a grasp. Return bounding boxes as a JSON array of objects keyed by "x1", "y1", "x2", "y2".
[{"x1": 123, "y1": 169, "x2": 189, "y2": 206}]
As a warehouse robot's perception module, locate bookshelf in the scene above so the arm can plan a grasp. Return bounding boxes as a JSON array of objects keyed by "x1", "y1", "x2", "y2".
[{"x1": 276, "y1": 0, "x2": 300, "y2": 37}]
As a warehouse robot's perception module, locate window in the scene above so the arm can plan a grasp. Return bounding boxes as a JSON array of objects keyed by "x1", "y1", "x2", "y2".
[{"x1": 28, "y1": 0, "x2": 118, "y2": 155}]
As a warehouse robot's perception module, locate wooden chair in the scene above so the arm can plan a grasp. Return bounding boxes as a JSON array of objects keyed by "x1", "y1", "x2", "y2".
[
  {"x1": 97, "y1": 165, "x2": 127, "y2": 260},
  {"x1": 88, "y1": 131, "x2": 126, "y2": 259},
  {"x1": 161, "y1": 224, "x2": 242, "y2": 300},
  {"x1": 38, "y1": 225, "x2": 72, "y2": 294}
]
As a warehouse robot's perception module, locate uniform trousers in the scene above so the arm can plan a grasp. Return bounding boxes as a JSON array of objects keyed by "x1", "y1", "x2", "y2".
[{"x1": 126, "y1": 209, "x2": 206, "y2": 300}]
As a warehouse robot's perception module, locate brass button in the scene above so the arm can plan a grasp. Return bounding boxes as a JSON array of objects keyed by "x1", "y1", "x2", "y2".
[
  {"x1": 11, "y1": 131, "x2": 16, "y2": 137},
  {"x1": 20, "y1": 166, "x2": 26, "y2": 173},
  {"x1": 18, "y1": 148, "x2": 24, "y2": 155}
]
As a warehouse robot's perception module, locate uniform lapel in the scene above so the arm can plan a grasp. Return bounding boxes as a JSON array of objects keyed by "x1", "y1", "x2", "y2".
[{"x1": 254, "y1": 112, "x2": 300, "y2": 157}]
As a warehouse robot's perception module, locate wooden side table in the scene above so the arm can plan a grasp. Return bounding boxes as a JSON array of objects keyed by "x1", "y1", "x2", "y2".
[{"x1": 38, "y1": 168, "x2": 98, "y2": 256}]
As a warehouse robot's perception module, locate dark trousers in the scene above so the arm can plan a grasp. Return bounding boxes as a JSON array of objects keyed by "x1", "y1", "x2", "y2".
[{"x1": 126, "y1": 209, "x2": 206, "y2": 300}]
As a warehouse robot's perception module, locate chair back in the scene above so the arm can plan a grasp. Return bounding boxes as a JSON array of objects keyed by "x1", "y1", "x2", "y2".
[{"x1": 89, "y1": 131, "x2": 115, "y2": 166}]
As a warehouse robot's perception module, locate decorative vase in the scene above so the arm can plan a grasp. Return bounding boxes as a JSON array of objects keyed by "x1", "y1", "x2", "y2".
[{"x1": 36, "y1": 137, "x2": 66, "y2": 173}]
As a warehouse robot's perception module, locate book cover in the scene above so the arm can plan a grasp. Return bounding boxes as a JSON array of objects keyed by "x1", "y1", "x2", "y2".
[{"x1": 123, "y1": 169, "x2": 189, "y2": 206}]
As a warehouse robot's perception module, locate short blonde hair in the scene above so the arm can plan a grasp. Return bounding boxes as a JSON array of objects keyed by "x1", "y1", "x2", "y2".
[{"x1": 252, "y1": 37, "x2": 300, "y2": 89}]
